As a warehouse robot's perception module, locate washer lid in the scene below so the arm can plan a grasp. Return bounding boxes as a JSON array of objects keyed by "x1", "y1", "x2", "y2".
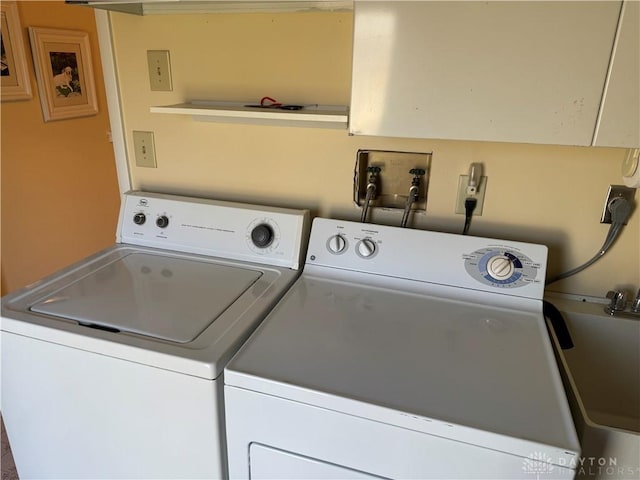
[{"x1": 30, "y1": 253, "x2": 262, "y2": 343}]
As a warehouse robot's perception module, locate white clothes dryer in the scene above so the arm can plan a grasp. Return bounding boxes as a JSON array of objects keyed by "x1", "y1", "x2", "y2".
[
  {"x1": 225, "y1": 218, "x2": 581, "y2": 479},
  {"x1": 1, "y1": 191, "x2": 308, "y2": 479}
]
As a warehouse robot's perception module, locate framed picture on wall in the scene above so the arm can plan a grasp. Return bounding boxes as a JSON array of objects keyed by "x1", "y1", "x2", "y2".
[
  {"x1": 28, "y1": 26, "x2": 98, "y2": 121},
  {"x1": 1, "y1": 1, "x2": 32, "y2": 101}
]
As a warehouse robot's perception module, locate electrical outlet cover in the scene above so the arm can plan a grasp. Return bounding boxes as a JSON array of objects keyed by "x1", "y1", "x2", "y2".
[
  {"x1": 455, "y1": 175, "x2": 487, "y2": 215},
  {"x1": 600, "y1": 185, "x2": 636, "y2": 224}
]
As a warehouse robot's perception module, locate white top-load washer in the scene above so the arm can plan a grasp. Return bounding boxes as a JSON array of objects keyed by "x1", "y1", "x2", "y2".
[
  {"x1": 1, "y1": 190, "x2": 308, "y2": 479},
  {"x1": 225, "y1": 218, "x2": 581, "y2": 479}
]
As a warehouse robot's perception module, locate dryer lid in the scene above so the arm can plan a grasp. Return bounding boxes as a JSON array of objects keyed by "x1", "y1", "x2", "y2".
[
  {"x1": 226, "y1": 275, "x2": 580, "y2": 457},
  {"x1": 30, "y1": 253, "x2": 262, "y2": 343}
]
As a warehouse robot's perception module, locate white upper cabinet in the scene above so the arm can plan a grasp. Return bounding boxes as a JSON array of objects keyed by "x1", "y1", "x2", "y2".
[
  {"x1": 593, "y1": 1, "x2": 640, "y2": 148},
  {"x1": 350, "y1": 1, "x2": 628, "y2": 147}
]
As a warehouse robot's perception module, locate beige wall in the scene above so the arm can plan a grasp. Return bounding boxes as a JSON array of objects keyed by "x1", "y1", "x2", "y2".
[
  {"x1": 110, "y1": 11, "x2": 639, "y2": 298},
  {"x1": 1, "y1": 1, "x2": 120, "y2": 295}
]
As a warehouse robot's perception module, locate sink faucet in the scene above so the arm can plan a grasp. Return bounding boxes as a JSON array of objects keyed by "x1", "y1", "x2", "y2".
[
  {"x1": 605, "y1": 289, "x2": 640, "y2": 318},
  {"x1": 633, "y1": 289, "x2": 640, "y2": 313}
]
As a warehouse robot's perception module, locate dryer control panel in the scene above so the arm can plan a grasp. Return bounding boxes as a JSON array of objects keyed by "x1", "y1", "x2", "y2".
[
  {"x1": 306, "y1": 218, "x2": 548, "y2": 300},
  {"x1": 116, "y1": 191, "x2": 309, "y2": 270}
]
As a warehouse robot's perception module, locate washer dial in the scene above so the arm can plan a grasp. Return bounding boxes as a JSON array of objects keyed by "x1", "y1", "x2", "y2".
[
  {"x1": 251, "y1": 224, "x2": 274, "y2": 248},
  {"x1": 247, "y1": 218, "x2": 280, "y2": 254},
  {"x1": 156, "y1": 215, "x2": 169, "y2": 228},
  {"x1": 133, "y1": 213, "x2": 146, "y2": 225}
]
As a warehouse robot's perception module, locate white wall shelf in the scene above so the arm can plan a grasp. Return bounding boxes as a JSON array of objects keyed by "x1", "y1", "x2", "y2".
[
  {"x1": 150, "y1": 101, "x2": 349, "y2": 129},
  {"x1": 68, "y1": 1, "x2": 353, "y2": 15}
]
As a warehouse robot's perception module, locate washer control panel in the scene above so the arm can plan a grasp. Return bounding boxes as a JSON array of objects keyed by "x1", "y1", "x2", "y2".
[
  {"x1": 463, "y1": 248, "x2": 541, "y2": 288},
  {"x1": 307, "y1": 218, "x2": 548, "y2": 300},
  {"x1": 117, "y1": 191, "x2": 308, "y2": 269}
]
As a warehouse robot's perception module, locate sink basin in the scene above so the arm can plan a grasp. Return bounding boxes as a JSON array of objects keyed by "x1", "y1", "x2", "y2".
[{"x1": 546, "y1": 297, "x2": 640, "y2": 479}]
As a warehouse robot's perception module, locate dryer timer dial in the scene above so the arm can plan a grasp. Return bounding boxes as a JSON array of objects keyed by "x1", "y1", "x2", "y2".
[
  {"x1": 464, "y1": 248, "x2": 540, "y2": 288},
  {"x1": 486, "y1": 255, "x2": 515, "y2": 280}
]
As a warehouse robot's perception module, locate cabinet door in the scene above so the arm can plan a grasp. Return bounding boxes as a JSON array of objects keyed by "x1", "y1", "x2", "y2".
[
  {"x1": 350, "y1": 1, "x2": 621, "y2": 146},
  {"x1": 593, "y1": 1, "x2": 640, "y2": 148}
]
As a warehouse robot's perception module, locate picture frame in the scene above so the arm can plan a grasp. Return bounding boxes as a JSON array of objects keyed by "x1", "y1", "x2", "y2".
[
  {"x1": 1, "y1": 1, "x2": 32, "y2": 101},
  {"x1": 28, "y1": 26, "x2": 98, "y2": 121}
]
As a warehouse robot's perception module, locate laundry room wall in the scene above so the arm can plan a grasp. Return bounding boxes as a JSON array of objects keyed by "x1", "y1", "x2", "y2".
[
  {"x1": 1, "y1": 1, "x2": 120, "y2": 295},
  {"x1": 108, "y1": 10, "x2": 639, "y2": 298}
]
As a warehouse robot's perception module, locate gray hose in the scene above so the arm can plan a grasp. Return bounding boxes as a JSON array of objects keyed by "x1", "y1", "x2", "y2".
[{"x1": 546, "y1": 197, "x2": 632, "y2": 285}]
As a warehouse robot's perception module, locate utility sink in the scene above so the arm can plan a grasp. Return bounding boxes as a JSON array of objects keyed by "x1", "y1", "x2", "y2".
[{"x1": 546, "y1": 296, "x2": 640, "y2": 479}]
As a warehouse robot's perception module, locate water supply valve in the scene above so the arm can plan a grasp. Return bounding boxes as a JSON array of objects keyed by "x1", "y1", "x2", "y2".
[
  {"x1": 353, "y1": 149, "x2": 432, "y2": 214},
  {"x1": 361, "y1": 166, "x2": 382, "y2": 223},
  {"x1": 366, "y1": 166, "x2": 382, "y2": 196},
  {"x1": 409, "y1": 168, "x2": 426, "y2": 199},
  {"x1": 401, "y1": 168, "x2": 426, "y2": 228}
]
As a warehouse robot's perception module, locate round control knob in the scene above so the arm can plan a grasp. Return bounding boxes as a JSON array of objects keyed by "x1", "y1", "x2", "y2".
[
  {"x1": 133, "y1": 213, "x2": 146, "y2": 225},
  {"x1": 487, "y1": 255, "x2": 515, "y2": 280},
  {"x1": 357, "y1": 238, "x2": 377, "y2": 258},
  {"x1": 156, "y1": 215, "x2": 170, "y2": 228},
  {"x1": 327, "y1": 235, "x2": 347, "y2": 254},
  {"x1": 251, "y1": 224, "x2": 274, "y2": 248}
]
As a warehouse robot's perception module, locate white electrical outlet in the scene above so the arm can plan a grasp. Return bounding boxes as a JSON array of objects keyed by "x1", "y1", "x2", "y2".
[
  {"x1": 600, "y1": 184, "x2": 635, "y2": 224},
  {"x1": 455, "y1": 175, "x2": 487, "y2": 215},
  {"x1": 133, "y1": 131, "x2": 157, "y2": 168},
  {"x1": 147, "y1": 50, "x2": 172, "y2": 92}
]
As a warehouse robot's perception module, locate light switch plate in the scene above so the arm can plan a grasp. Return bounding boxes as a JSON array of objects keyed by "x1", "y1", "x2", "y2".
[
  {"x1": 147, "y1": 50, "x2": 172, "y2": 92},
  {"x1": 133, "y1": 131, "x2": 157, "y2": 168}
]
